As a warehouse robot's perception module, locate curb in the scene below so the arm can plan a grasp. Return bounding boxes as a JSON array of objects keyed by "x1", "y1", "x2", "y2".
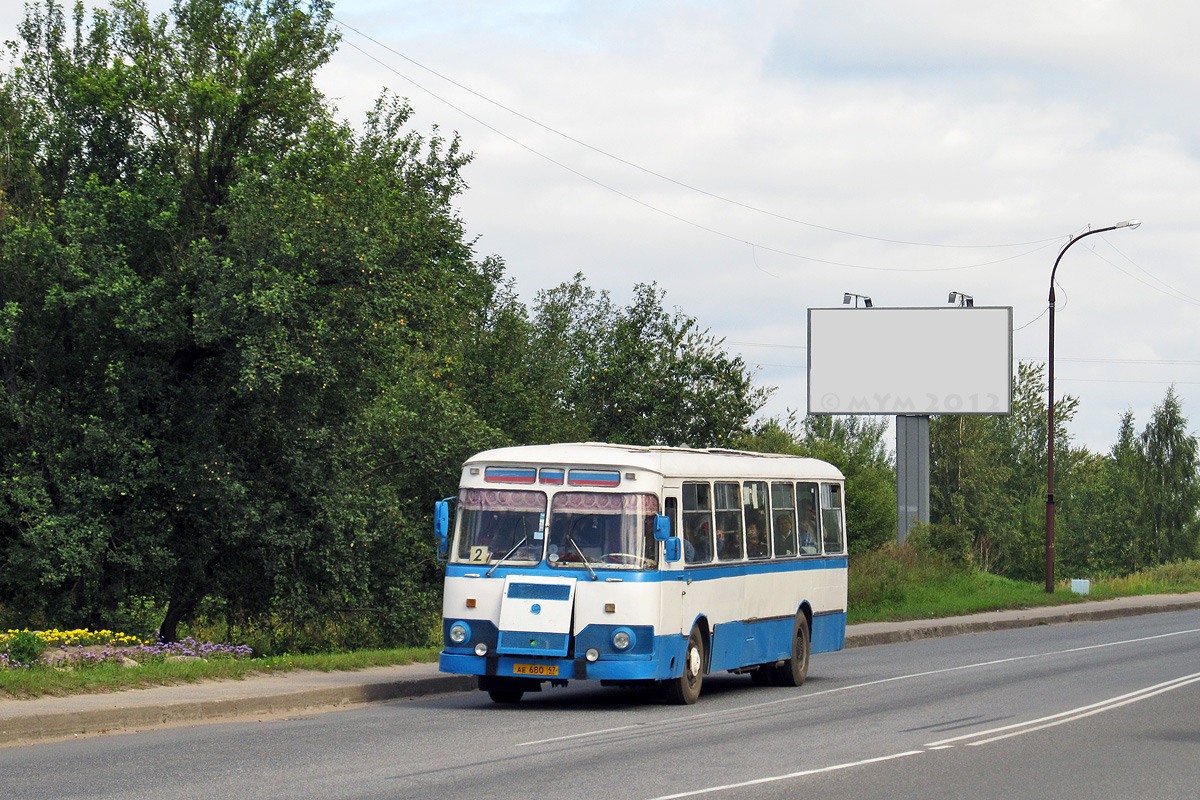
[
  {"x1": 0, "y1": 673, "x2": 476, "y2": 747},
  {"x1": 843, "y1": 597, "x2": 1200, "y2": 648}
]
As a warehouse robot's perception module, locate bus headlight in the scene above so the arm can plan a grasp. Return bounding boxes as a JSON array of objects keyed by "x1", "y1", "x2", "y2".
[
  {"x1": 475, "y1": 642, "x2": 489, "y2": 656},
  {"x1": 585, "y1": 648, "x2": 600, "y2": 662},
  {"x1": 612, "y1": 628, "x2": 634, "y2": 651},
  {"x1": 449, "y1": 622, "x2": 471, "y2": 644}
]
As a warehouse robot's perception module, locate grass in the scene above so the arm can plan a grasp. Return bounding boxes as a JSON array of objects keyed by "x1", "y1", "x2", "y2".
[
  {"x1": 848, "y1": 544, "x2": 1200, "y2": 623},
  {"x1": 5, "y1": 552, "x2": 1199, "y2": 699},
  {"x1": 0, "y1": 646, "x2": 439, "y2": 700}
]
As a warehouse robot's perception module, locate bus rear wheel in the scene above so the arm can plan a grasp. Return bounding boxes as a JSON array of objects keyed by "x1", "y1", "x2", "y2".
[
  {"x1": 665, "y1": 626, "x2": 705, "y2": 705},
  {"x1": 772, "y1": 612, "x2": 810, "y2": 688}
]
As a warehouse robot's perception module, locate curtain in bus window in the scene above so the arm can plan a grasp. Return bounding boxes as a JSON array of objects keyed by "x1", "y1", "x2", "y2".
[
  {"x1": 743, "y1": 481, "x2": 770, "y2": 559},
  {"x1": 682, "y1": 482, "x2": 713, "y2": 564},
  {"x1": 455, "y1": 489, "x2": 547, "y2": 563},
  {"x1": 547, "y1": 492, "x2": 659, "y2": 570},
  {"x1": 797, "y1": 482, "x2": 820, "y2": 555},
  {"x1": 820, "y1": 483, "x2": 846, "y2": 554},
  {"x1": 771, "y1": 482, "x2": 797, "y2": 557},
  {"x1": 714, "y1": 481, "x2": 744, "y2": 561}
]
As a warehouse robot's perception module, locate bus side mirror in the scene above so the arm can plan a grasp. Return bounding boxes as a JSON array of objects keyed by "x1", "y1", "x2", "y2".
[
  {"x1": 434, "y1": 500, "x2": 451, "y2": 561},
  {"x1": 653, "y1": 515, "x2": 671, "y2": 541},
  {"x1": 663, "y1": 538, "x2": 681, "y2": 563},
  {"x1": 653, "y1": 515, "x2": 681, "y2": 563}
]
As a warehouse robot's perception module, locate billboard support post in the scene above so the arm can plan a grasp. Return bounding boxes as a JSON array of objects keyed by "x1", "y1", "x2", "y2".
[{"x1": 896, "y1": 415, "x2": 930, "y2": 542}]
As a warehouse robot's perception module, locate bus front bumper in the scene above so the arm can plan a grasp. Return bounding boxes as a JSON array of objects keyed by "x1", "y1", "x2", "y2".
[{"x1": 440, "y1": 651, "x2": 670, "y2": 682}]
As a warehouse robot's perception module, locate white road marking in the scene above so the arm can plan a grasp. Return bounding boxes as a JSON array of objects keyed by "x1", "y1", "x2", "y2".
[
  {"x1": 518, "y1": 626, "x2": 1200, "y2": 747},
  {"x1": 644, "y1": 751, "x2": 926, "y2": 800},
  {"x1": 640, "y1": 669, "x2": 1200, "y2": 800},
  {"x1": 926, "y1": 670, "x2": 1200, "y2": 748}
]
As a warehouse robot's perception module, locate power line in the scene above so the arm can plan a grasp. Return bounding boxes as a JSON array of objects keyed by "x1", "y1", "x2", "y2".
[
  {"x1": 331, "y1": 16, "x2": 1065, "y2": 252},
  {"x1": 335, "y1": 36, "x2": 1060, "y2": 275}
]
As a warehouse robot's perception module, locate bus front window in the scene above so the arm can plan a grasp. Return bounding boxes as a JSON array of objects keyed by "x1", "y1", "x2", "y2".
[
  {"x1": 548, "y1": 492, "x2": 659, "y2": 570},
  {"x1": 453, "y1": 489, "x2": 546, "y2": 565}
]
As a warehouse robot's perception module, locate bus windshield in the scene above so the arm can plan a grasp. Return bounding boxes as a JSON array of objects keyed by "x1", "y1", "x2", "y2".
[
  {"x1": 547, "y1": 492, "x2": 659, "y2": 570},
  {"x1": 453, "y1": 489, "x2": 546, "y2": 565}
]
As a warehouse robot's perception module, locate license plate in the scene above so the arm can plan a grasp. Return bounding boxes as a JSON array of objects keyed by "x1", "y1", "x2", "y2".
[{"x1": 513, "y1": 663, "x2": 559, "y2": 677}]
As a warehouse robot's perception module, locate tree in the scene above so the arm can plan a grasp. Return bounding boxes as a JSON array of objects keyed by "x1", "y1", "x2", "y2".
[
  {"x1": 1107, "y1": 410, "x2": 1148, "y2": 570},
  {"x1": 929, "y1": 414, "x2": 1010, "y2": 569},
  {"x1": 1139, "y1": 387, "x2": 1200, "y2": 564},
  {"x1": 0, "y1": 1, "x2": 780, "y2": 644},
  {"x1": 926, "y1": 362, "x2": 1081, "y2": 581},
  {"x1": 465, "y1": 273, "x2": 769, "y2": 448},
  {"x1": 0, "y1": 0, "x2": 501, "y2": 642}
]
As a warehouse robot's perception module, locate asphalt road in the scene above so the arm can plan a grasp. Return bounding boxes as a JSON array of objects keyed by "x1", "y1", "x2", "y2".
[{"x1": 4, "y1": 609, "x2": 1199, "y2": 800}]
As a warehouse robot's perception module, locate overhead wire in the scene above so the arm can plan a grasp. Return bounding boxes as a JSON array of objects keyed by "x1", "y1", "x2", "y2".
[
  {"x1": 331, "y1": 17, "x2": 1199, "y2": 392},
  {"x1": 331, "y1": 16, "x2": 1065, "y2": 259}
]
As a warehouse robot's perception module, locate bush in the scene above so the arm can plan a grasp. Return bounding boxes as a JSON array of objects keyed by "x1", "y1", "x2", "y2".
[
  {"x1": 3, "y1": 630, "x2": 45, "y2": 666},
  {"x1": 907, "y1": 521, "x2": 974, "y2": 567}
]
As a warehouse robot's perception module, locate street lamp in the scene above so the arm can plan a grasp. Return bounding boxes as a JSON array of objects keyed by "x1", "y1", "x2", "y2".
[
  {"x1": 1045, "y1": 219, "x2": 1140, "y2": 593},
  {"x1": 843, "y1": 292, "x2": 873, "y2": 308},
  {"x1": 948, "y1": 291, "x2": 974, "y2": 307}
]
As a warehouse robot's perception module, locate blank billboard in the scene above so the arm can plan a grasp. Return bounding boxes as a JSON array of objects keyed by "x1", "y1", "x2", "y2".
[{"x1": 807, "y1": 307, "x2": 1013, "y2": 415}]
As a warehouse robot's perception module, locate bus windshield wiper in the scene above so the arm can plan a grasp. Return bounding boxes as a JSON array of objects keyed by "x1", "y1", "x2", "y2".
[
  {"x1": 567, "y1": 536, "x2": 598, "y2": 581},
  {"x1": 486, "y1": 537, "x2": 528, "y2": 577}
]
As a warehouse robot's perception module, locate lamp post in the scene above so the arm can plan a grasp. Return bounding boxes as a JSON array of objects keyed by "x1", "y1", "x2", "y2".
[{"x1": 1045, "y1": 219, "x2": 1140, "y2": 593}]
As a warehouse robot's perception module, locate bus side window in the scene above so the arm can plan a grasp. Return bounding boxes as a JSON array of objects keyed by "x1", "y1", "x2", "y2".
[
  {"x1": 714, "y1": 481, "x2": 743, "y2": 561},
  {"x1": 771, "y1": 481, "x2": 797, "y2": 557},
  {"x1": 743, "y1": 481, "x2": 769, "y2": 559},
  {"x1": 797, "y1": 482, "x2": 820, "y2": 554},
  {"x1": 682, "y1": 482, "x2": 713, "y2": 564},
  {"x1": 664, "y1": 496, "x2": 680, "y2": 561},
  {"x1": 820, "y1": 482, "x2": 846, "y2": 554},
  {"x1": 664, "y1": 496, "x2": 679, "y2": 537}
]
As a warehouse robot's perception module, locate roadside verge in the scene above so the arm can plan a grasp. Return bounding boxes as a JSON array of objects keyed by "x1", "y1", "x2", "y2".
[{"x1": 4, "y1": 592, "x2": 1199, "y2": 747}]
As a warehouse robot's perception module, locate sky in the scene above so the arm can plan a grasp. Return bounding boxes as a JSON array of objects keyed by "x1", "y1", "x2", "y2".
[{"x1": 3, "y1": 1, "x2": 1198, "y2": 454}]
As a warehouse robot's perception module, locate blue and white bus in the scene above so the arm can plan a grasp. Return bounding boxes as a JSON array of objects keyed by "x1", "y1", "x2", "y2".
[{"x1": 434, "y1": 443, "x2": 847, "y2": 704}]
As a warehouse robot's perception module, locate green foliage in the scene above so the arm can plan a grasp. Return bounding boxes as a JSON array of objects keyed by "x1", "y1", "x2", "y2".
[
  {"x1": 3, "y1": 630, "x2": 45, "y2": 665},
  {"x1": 472, "y1": 274, "x2": 768, "y2": 447},
  {"x1": 1100, "y1": 560, "x2": 1200, "y2": 595},
  {"x1": 0, "y1": 1, "x2": 774, "y2": 649},
  {"x1": 929, "y1": 362, "x2": 1082, "y2": 580},
  {"x1": 930, "y1": 363, "x2": 1200, "y2": 585},
  {"x1": 0, "y1": 0, "x2": 499, "y2": 643},
  {"x1": 906, "y1": 521, "x2": 973, "y2": 567},
  {"x1": 1138, "y1": 387, "x2": 1200, "y2": 564},
  {"x1": 848, "y1": 543, "x2": 1079, "y2": 623}
]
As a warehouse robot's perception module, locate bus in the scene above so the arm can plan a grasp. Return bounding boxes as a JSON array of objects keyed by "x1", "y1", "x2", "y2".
[{"x1": 433, "y1": 442, "x2": 847, "y2": 704}]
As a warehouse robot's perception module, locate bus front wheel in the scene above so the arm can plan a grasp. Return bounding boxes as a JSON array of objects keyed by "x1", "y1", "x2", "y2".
[
  {"x1": 665, "y1": 626, "x2": 705, "y2": 705},
  {"x1": 773, "y1": 612, "x2": 810, "y2": 688},
  {"x1": 482, "y1": 676, "x2": 527, "y2": 704}
]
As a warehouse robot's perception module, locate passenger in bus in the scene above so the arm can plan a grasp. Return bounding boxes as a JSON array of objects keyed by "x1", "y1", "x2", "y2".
[
  {"x1": 746, "y1": 516, "x2": 768, "y2": 559},
  {"x1": 716, "y1": 529, "x2": 741, "y2": 560},
  {"x1": 774, "y1": 514, "x2": 795, "y2": 556},
  {"x1": 798, "y1": 509, "x2": 819, "y2": 554},
  {"x1": 684, "y1": 517, "x2": 711, "y2": 563}
]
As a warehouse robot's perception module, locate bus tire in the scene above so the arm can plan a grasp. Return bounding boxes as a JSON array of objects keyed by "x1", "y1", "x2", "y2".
[
  {"x1": 773, "y1": 612, "x2": 810, "y2": 688},
  {"x1": 665, "y1": 626, "x2": 705, "y2": 705},
  {"x1": 484, "y1": 677, "x2": 526, "y2": 704}
]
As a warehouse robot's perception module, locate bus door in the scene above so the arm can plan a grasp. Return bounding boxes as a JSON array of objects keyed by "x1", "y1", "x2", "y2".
[{"x1": 496, "y1": 574, "x2": 578, "y2": 657}]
